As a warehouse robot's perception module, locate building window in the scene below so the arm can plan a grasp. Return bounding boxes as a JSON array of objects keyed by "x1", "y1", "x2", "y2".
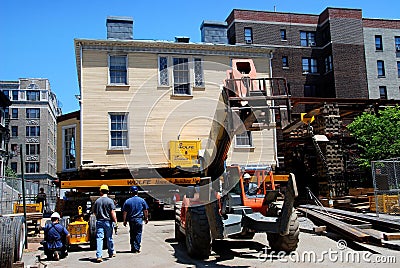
[
  {"x1": 11, "y1": 108, "x2": 18, "y2": 119},
  {"x1": 10, "y1": 162, "x2": 17, "y2": 173},
  {"x1": 375, "y1": 35, "x2": 383, "y2": 50},
  {"x1": 11, "y1": 126, "x2": 18, "y2": 137},
  {"x1": 173, "y1": 57, "x2": 190, "y2": 95},
  {"x1": 282, "y1": 56, "x2": 289, "y2": 68},
  {"x1": 377, "y1": 60, "x2": 385, "y2": 77},
  {"x1": 63, "y1": 126, "x2": 76, "y2": 170},
  {"x1": 235, "y1": 131, "x2": 252, "y2": 147},
  {"x1": 26, "y1": 108, "x2": 40, "y2": 119},
  {"x1": 302, "y1": 58, "x2": 318, "y2": 74},
  {"x1": 398, "y1": 62, "x2": 400, "y2": 78},
  {"x1": 158, "y1": 56, "x2": 169, "y2": 86},
  {"x1": 244, "y1": 27, "x2": 253, "y2": 44},
  {"x1": 304, "y1": 85, "x2": 317, "y2": 97},
  {"x1": 395, "y1": 37, "x2": 400, "y2": 52},
  {"x1": 26, "y1": 126, "x2": 40, "y2": 136},
  {"x1": 280, "y1": 29, "x2": 287, "y2": 41},
  {"x1": 25, "y1": 162, "x2": 39, "y2": 173},
  {"x1": 300, "y1": 31, "x2": 316, "y2": 46},
  {"x1": 109, "y1": 55, "x2": 127, "y2": 84},
  {"x1": 194, "y1": 58, "x2": 204, "y2": 87},
  {"x1": 4, "y1": 108, "x2": 9, "y2": 119},
  {"x1": 110, "y1": 113, "x2": 128, "y2": 148},
  {"x1": 2, "y1": 90, "x2": 9, "y2": 99},
  {"x1": 26, "y1": 144, "x2": 40, "y2": 155},
  {"x1": 12, "y1": 90, "x2": 18, "y2": 100},
  {"x1": 325, "y1": 55, "x2": 333, "y2": 73},
  {"x1": 379, "y1": 86, "x2": 387, "y2": 99},
  {"x1": 27, "y1": 90, "x2": 40, "y2": 101}
]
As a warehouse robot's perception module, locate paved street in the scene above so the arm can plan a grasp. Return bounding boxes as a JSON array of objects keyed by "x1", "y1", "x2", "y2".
[{"x1": 23, "y1": 218, "x2": 400, "y2": 268}]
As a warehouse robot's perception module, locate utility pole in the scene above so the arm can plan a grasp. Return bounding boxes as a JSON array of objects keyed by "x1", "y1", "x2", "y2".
[{"x1": 20, "y1": 144, "x2": 28, "y2": 249}]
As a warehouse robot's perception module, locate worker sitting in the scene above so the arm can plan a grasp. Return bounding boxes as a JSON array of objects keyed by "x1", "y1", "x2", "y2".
[
  {"x1": 42, "y1": 212, "x2": 70, "y2": 261},
  {"x1": 243, "y1": 173, "x2": 258, "y2": 196}
]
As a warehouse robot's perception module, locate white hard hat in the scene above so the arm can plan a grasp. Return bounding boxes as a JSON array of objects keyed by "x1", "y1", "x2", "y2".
[
  {"x1": 243, "y1": 173, "x2": 251, "y2": 179},
  {"x1": 51, "y1": 212, "x2": 61, "y2": 219}
]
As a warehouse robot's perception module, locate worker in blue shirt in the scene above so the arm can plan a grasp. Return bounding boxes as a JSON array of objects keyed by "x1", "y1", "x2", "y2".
[
  {"x1": 122, "y1": 186, "x2": 149, "y2": 253},
  {"x1": 42, "y1": 212, "x2": 70, "y2": 260}
]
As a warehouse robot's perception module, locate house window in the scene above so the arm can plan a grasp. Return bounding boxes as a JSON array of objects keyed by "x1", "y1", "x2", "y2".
[
  {"x1": 379, "y1": 86, "x2": 387, "y2": 99},
  {"x1": 2, "y1": 90, "x2": 9, "y2": 99},
  {"x1": 159, "y1": 56, "x2": 169, "y2": 86},
  {"x1": 12, "y1": 90, "x2": 18, "y2": 100},
  {"x1": 27, "y1": 91, "x2": 40, "y2": 101},
  {"x1": 300, "y1": 31, "x2": 316, "y2": 46},
  {"x1": 235, "y1": 131, "x2": 252, "y2": 147},
  {"x1": 325, "y1": 55, "x2": 333, "y2": 73},
  {"x1": 304, "y1": 85, "x2": 317, "y2": 97},
  {"x1": 25, "y1": 162, "x2": 39, "y2": 173},
  {"x1": 11, "y1": 126, "x2": 18, "y2": 137},
  {"x1": 109, "y1": 55, "x2": 127, "y2": 84},
  {"x1": 397, "y1": 62, "x2": 400, "y2": 78},
  {"x1": 26, "y1": 108, "x2": 40, "y2": 119},
  {"x1": 244, "y1": 27, "x2": 253, "y2": 44},
  {"x1": 173, "y1": 58, "x2": 190, "y2": 95},
  {"x1": 395, "y1": 37, "x2": 400, "y2": 52},
  {"x1": 280, "y1": 29, "x2": 287, "y2": 41},
  {"x1": 375, "y1": 35, "x2": 383, "y2": 50},
  {"x1": 26, "y1": 144, "x2": 40, "y2": 155},
  {"x1": 11, "y1": 108, "x2": 18, "y2": 119},
  {"x1": 110, "y1": 113, "x2": 128, "y2": 148},
  {"x1": 377, "y1": 60, "x2": 385, "y2": 77},
  {"x1": 194, "y1": 58, "x2": 204, "y2": 87},
  {"x1": 302, "y1": 58, "x2": 318, "y2": 74},
  {"x1": 26, "y1": 126, "x2": 40, "y2": 136},
  {"x1": 10, "y1": 162, "x2": 17, "y2": 173},
  {"x1": 282, "y1": 56, "x2": 289, "y2": 68},
  {"x1": 63, "y1": 126, "x2": 76, "y2": 170}
]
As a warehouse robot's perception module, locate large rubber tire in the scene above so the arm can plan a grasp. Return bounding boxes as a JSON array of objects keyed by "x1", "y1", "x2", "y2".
[
  {"x1": 267, "y1": 210, "x2": 299, "y2": 253},
  {"x1": 12, "y1": 216, "x2": 26, "y2": 262},
  {"x1": 0, "y1": 217, "x2": 16, "y2": 268},
  {"x1": 89, "y1": 215, "x2": 97, "y2": 250},
  {"x1": 185, "y1": 205, "x2": 211, "y2": 259}
]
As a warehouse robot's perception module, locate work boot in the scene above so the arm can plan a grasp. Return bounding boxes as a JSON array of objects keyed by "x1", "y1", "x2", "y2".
[
  {"x1": 53, "y1": 252, "x2": 60, "y2": 261},
  {"x1": 96, "y1": 257, "x2": 103, "y2": 263}
]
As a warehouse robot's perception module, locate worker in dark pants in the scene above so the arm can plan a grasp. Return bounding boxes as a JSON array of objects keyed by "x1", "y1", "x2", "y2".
[
  {"x1": 122, "y1": 186, "x2": 149, "y2": 253},
  {"x1": 42, "y1": 212, "x2": 70, "y2": 260}
]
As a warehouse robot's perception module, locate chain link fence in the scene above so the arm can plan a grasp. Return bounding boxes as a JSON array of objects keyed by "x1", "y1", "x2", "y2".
[
  {"x1": 0, "y1": 176, "x2": 57, "y2": 215},
  {"x1": 371, "y1": 158, "x2": 400, "y2": 215}
]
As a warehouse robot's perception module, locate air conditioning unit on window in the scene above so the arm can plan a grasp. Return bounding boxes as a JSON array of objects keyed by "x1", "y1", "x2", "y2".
[
  {"x1": 245, "y1": 39, "x2": 253, "y2": 44},
  {"x1": 396, "y1": 45, "x2": 400, "y2": 52},
  {"x1": 309, "y1": 42, "x2": 316, "y2": 46}
]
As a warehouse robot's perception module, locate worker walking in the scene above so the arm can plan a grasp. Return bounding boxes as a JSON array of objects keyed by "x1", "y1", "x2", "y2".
[
  {"x1": 122, "y1": 186, "x2": 149, "y2": 253},
  {"x1": 36, "y1": 187, "x2": 47, "y2": 213},
  {"x1": 92, "y1": 184, "x2": 117, "y2": 262},
  {"x1": 42, "y1": 212, "x2": 70, "y2": 260}
]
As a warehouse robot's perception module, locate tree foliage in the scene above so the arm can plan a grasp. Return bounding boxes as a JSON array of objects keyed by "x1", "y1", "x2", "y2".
[{"x1": 347, "y1": 105, "x2": 400, "y2": 168}]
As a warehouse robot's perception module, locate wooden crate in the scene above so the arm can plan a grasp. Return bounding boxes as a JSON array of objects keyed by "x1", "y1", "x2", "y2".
[{"x1": 369, "y1": 195, "x2": 400, "y2": 213}]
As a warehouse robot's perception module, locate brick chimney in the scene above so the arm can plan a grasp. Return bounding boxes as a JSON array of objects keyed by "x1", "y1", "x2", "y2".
[{"x1": 106, "y1": 16, "x2": 133, "y2": 40}]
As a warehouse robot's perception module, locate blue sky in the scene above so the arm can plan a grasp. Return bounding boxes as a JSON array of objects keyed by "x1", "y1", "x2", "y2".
[{"x1": 0, "y1": 0, "x2": 399, "y2": 114}]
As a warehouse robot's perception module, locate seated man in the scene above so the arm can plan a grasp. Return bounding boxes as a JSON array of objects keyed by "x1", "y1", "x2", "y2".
[
  {"x1": 243, "y1": 173, "x2": 258, "y2": 196},
  {"x1": 42, "y1": 212, "x2": 70, "y2": 260}
]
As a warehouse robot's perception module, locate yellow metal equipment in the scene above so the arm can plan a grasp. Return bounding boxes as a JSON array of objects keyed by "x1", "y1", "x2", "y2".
[
  {"x1": 13, "y1": 202, "x2": 42, "y2": 213},
  {"x1": 67, "y1": 206, "x2": 90, "y2": 245},
  {"x1": 169, "y1": 140, "x2": 201, "y2": 168}
]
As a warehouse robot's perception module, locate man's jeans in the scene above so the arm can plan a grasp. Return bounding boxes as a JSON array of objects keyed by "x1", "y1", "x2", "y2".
[
  {"x1": 129, "y1": 218, "x2": 143, "y2": 252},
  {"x1": 96, "y1": 220, "x2": 114, "y2": 258}
]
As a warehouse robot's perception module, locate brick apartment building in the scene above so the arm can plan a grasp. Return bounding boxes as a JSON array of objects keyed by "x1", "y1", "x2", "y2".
[{"x1": 223, "y1": 7, "x2": 400, "y2": 101}]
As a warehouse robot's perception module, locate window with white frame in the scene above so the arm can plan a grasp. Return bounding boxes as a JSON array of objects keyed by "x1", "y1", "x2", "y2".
[
  {"x1": 173, "y1": 58, "x2": 190, "y2": 95},
  {"x1": 375, "y1": 35, "x2": 383, "y2": 50},
  {"x1": 282, "y1": 56, "x2": 289, "y2": 68},
  {"x1": 27, "y1": 91, "x2": 40, "y2": 101},
  {"x1": 109, "y1": 113, "x2": 128, "y2": 148},
  {"x1": 395, "y1": 36, "x2": 400, "y2": 52},
  {"x1": 325, "y1": 55, "x2": 333, "y2": 73},
  {"x1": 26, "y1": 144, "x2": 40, "y2": 155},
  {"x1": 12, "y1": 90, "x2": 18, "y2": 100},
  {"x1": 300, "y1": 31, "x2": 316, "y2": 46},
  {"x1": 11, "y1": 108, "x2": 18, "y2": 119},
  {"x1": 25, "y1": 162, "x2": 39, "y2": 173},
  {"x1": 159, "y1": 56, "x2": 169, "y2": 86},
  {"x1": 63, "y1": 126, "x2": 76, "y2": 170},
  {"x1": 194, "y1": 58, "x2": 204, "y2": 87},
  {"x1": 26, "y1": 126, "x2": 40, "y2": 136},
  {"x1": 397, "y1": 62, "x2": 400, "y2": 78},
  {"x1": 109, "y1": 55, "x2": 127, "y2": 84},
  {"x1": 244, "y1": 27, "x2": 253, "y2": 44},
  {"x1": 280, "y1": 29, "x2": 287, "y2": 41},
  {"x1": 379, "y1": 86, "x2": 387, "y2": 99},
  {"x1": 235, "y1": 131, "x2": 252, "y2": 147},
  {"x1": 26, "y1": 108, "x2": 40, "y2": 119},
  {"x1": 302, "y1": 58, "x2": 318, "y2": 74},
  {"x1": 377, "y1": 60, "x2": 385, "y2": 77}
]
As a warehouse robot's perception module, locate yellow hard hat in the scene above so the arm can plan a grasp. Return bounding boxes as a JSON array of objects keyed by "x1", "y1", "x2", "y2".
[{"x1": 100, "y1": 184, "x2": 109, "y2": 191}]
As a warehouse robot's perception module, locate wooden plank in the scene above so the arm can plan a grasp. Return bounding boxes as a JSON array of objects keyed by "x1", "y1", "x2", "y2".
[
  {"x1": 298, "y1": 208, "x2": 371, "y2": 242},
  {"x1": 383, "y1": 233, "x2": 400, "y2": 241}
]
